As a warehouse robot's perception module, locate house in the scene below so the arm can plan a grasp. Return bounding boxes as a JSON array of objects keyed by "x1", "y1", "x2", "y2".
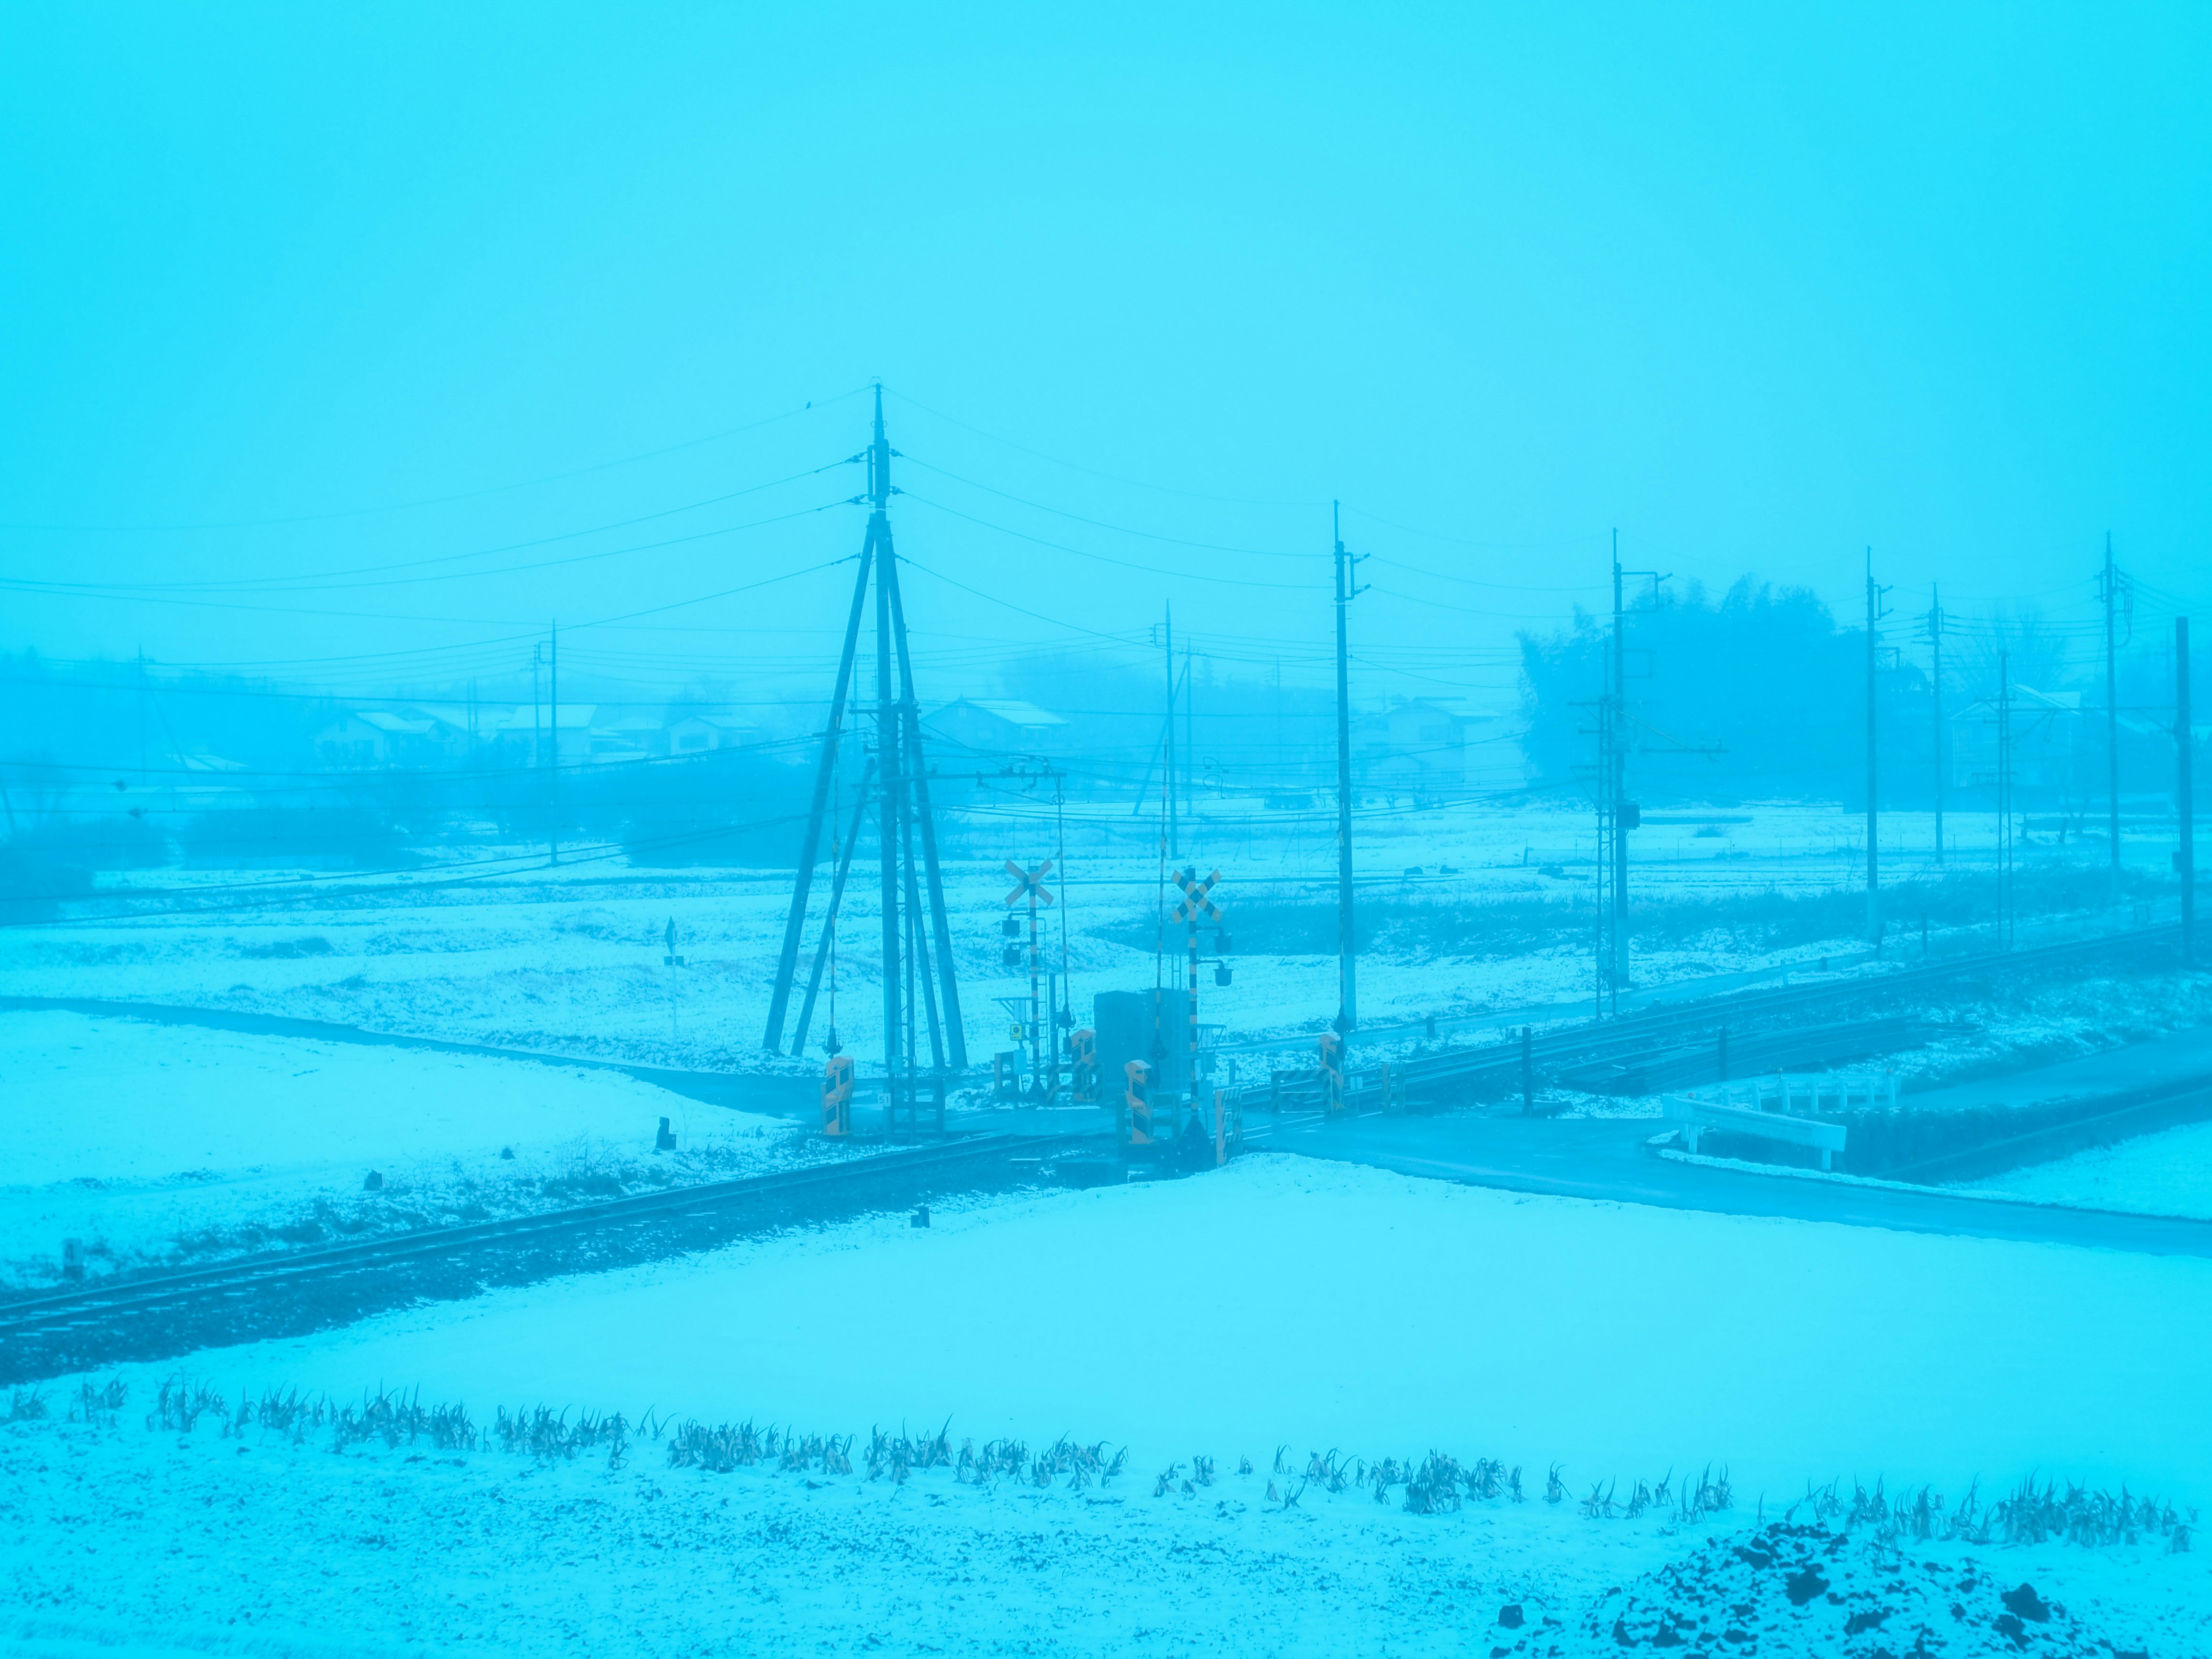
[
  {"x1": 315, "y1": 710, "x2": 442, "y2": 770},
  {"x1": 1351, "y1": 699, "x2": 1499, "y2": 791},
  {"x1": 664, "y1": 713, "x2": 760, "y2": 755},
  {"x1": 485, "y1": 704, "x2": 597, "y2": 767},
  {"x1": 1949, "y1": 686, "x2": 2082, "y2": 793},
  {"x1": 925, "y1": 699, "x2": 1069, "y2": 757},
  {"x1": 589, "y1": 714, "x2": 667, "y2": 763}
]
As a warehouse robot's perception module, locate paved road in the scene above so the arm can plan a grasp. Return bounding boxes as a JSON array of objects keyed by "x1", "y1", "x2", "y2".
[
  {"x1": 17, "y1": 992, "x2": 2212, "y2": 1258},
  {"x1": 1250, "y1": 1108, "x2": 2212, "y2": 1259}
]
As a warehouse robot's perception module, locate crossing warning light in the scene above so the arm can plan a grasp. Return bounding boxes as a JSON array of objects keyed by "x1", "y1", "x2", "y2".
[
  {"x1": 1319, "y1": 1030, "x2": 1345, "y2": 1115},
  {"x1": 1070, "y1": 1028, "x2": 1097, "y2": 1104},
  {"x1": 1123, "y1": 1058, "x2": 1154, "y2": 1147},
  {"x1": 821, "y1": 1054, "x2": 855, "y2": 1137}
]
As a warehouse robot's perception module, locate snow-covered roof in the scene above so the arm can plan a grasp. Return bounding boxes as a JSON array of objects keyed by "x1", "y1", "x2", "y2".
[
  {"x1": 931, "y1": 698, "x2": 1067, "y2": 729},
  {"x1": 353, "y1": 711, "x2": 436, "y2": 736}
]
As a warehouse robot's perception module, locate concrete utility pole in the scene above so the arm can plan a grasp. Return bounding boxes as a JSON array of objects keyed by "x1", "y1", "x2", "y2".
[
  {"x1": 1927, "y1": 585, "x2": 1945, "y2": 865},
  {"x1": 1163, "y1": 604, "x2": 1177, "y2": 861},
  {"x1": 1865, "y1": 552, "x2": 1884, "y2": 949},
  {"x1": 1611, "y1": 541, "x2": 1628, "y2": 997},
  {"x1": 2181, "y1": 617, "x2": 2196, "y2": 967},
  {"x1": 1332, "y1": 501, "x2": 1363, "y2": 1032},
  {"x1": 548, "y1": 622, "x2": 560, "y2": 868},
  {"x1": 2102, "y1": 535, "x2": 2124, "y2": 892}
]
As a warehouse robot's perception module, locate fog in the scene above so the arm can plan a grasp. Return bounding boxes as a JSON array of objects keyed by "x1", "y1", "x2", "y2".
[{"x1": 4, "y1": 8, "x2": 2212, "y2": 1656}]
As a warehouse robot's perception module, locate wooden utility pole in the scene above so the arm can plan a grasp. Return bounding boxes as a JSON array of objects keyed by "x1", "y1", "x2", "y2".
[{"x1": 1332, "y1": 502, "x2": 1362, "y2": 1032}]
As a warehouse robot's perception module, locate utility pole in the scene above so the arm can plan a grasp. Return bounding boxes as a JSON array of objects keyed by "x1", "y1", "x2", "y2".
[
  {"x1": 1997, "y1": 651, "x2": 2014, "y2": 948},
  {"x1": 1163, "y1": 604, "x2": 1178, "y2": 861},
  {"x1": 1610, "y1": 539, "x2": 1627, "y2": 999},
  {"x1": 548, "y1": 621, "x2": 560, "y2": 868},
  {"x1": 2101, "y1": 535, "x2": 2126, "y2": 893},
  {"x1": 1333, "y1": 501, "x2": 1364, "y2": 1033},
  {"x1": 1927, "y1": 586, "x2": 1945, "y2": 865},
  {"x1": 1184, "y1": 636, "x2": 1195, "y2": 830},
  {"x1": 135, "y1": 647, "x2": 149, "y2": 786},
  {"x1": 1864, "y1": 552, "x2": 1888, "y2": 949},
  {"x1": 874, "y1": 399, "x2": 904, "y2": 1128},
  {"x1": 763, "y1": 388, "x2": 965, "y2": 1080},
  {"x1": 2181, "y1": 617, "x2": 2196, "y2": 967}
]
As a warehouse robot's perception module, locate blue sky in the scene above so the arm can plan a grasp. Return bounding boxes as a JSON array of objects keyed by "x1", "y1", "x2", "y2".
[{"x1": 2, "y1": 4, "x2": 2206, "y2": 702}]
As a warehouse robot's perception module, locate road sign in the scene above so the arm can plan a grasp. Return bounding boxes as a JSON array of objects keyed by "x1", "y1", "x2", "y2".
[
  {"x1": 1172, "y1": 867, "x2": 1222, "y2": 925},
  {"x1": 1005, "y1": 859, "x2": 1055, "y2": 907}
]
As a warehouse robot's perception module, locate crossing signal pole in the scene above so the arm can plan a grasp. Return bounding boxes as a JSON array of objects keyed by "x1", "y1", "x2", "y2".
[
  {"x1": 1332, "y1": 502, "x2": 1365, "y2": 1033},
  {"x1": 1005, "y1": 859, "x2": 1055, "y2": 1097},
  {"x1": 762, "y1": 388, "x2": 967, "y2": 1111},
  {"x1": 1172, "y1": 866, "x2": 1224, "y2": 1137}
]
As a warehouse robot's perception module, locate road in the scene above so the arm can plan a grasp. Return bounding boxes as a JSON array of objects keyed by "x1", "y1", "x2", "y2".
[
  {"x1": 1251, "y1": 1107, "x2": 2212, "y2": 1259},
  {"x1": 14, "y1": 991, "x2": 2212, "y2": 1259}
]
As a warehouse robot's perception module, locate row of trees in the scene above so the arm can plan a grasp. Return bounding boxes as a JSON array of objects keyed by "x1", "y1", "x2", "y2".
[{"x1": 1517, "y1": 577, "x2": 2199, "y2": 808}]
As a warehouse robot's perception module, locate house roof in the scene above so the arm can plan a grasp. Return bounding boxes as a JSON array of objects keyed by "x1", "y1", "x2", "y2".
[
  {"x1": 931, "y1": 698, "x2": 1067, "y2": 729},
  {"x1": 353, "y1": 711, "x2": 437, "y2": 736}
]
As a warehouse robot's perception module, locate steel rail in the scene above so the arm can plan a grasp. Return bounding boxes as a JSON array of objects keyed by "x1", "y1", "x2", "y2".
[
  {"x1": 0, "y1": 1133, "x2": 1089, "y2": 1340},
  {"x1": 1229, "y1": 922, "x2": 2184, "y2": 1111}
]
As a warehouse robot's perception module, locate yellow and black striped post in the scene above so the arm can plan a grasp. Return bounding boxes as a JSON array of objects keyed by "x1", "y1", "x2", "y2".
[
  {"x1": 1319, "y1": 1030, "x2": 1344, "y2": 1115},
  {"x1": 1070, "y1": 1028, "x2": 1097, "y2": 1103},
  {"x1": 821, "y1": 1054, "x2": 854, "y2": 1137},
  {"x1": 1123, "y1": 1058, "x2": 1154, "y2": 1147},
  {"x1": 1170, "y1": 866, "x2": 1224, "y2": 1141}
]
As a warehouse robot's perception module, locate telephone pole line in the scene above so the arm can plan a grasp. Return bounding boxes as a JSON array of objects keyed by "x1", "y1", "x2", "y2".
[{"x1": 1332, "y1": 501, "x2": 1364, "y2": 1033}]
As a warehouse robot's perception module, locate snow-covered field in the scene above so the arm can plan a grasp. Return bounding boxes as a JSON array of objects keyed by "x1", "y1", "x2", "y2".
[
  {"x1": 0, "y1": 1009, "x2": 800, "y2": 1287},
  {"x1": 7, "y1": 1154, "x2": 2209, "y2": 1654},
  {"x1": 1959, "y1": 1120, "x2": 2212, "y2": 1221},
  {"x1": 1, "y1": 798, "x2": 2120, "y2": 1077}
]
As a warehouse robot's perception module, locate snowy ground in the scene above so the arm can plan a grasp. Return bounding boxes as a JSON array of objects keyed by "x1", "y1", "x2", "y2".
[
  {"x1": 0, "y1": 1009, "x2": 801, "y2": 1288},
  {"x1": 7, "y1": 1154, "x2": 2209, "y2": 1654},
  {"x1": 1957, "y1": 1120, "x2": 2212, "y2": 1221},
  {"x1": 1, "y1": 798, "x2": 2146, "y2": 1079}
]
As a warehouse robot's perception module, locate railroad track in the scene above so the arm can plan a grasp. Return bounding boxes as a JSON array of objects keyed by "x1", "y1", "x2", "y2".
[
  {"x1": 0, "y1": 1132, "x2": 1096, "y2": 1382},
  {"x1": 1232, "y1": 921, "x2": 2186, "y2": 1114}
]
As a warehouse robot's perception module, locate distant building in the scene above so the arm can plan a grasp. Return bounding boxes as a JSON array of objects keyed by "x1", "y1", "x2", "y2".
[
  {"x1": 485, "y1": 704, "x2": 596, "y2": 767},
  {"x1": 315, "y1": 710, "x2": 447, "y2": 770},
  {"x1": 1949, "y1": 686, "x2": 2082, "y2": 792},
  {"x1": 925, "y1": 698, "x2": 1069, "y2": 757},
  {"x1": 664, "y1": 713, "x2": 760, "y2": 755},
  {"x1": 1351, "y1": 699, "x2": 1502, "y2": 791}
]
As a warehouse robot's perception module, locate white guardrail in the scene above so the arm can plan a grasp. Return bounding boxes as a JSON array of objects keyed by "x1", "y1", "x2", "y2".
[{"x1": 1661, "y1": 1070, "x2": 1885, "y2": 1172}]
